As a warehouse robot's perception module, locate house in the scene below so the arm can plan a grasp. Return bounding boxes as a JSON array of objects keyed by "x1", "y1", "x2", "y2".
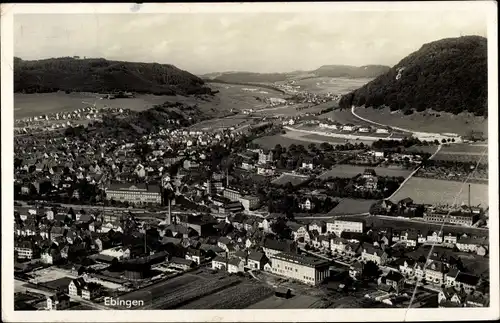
[
  {"x1": 426, "y1": 231, "x2": 443, "y2": 244},
  {"x1": 14, "y1": 240, "x2": 40, "y2": 260},
  {"x1": 228, "y1": 257, "x2": 245, "y2": 273},
  {"x1": 360, "y1": 244, "x2": 387, "y2": 265},
  {"x1": 349, "y1": 261, "x2": 364, "y2": 279},
  {"x1": 342, "y1": 124, "x2": 355, "y2": 132},
  {"x1": 46, "y1": 293, "x2": 70, "y2": 310},
  {"x1": 397, "y1": 258, "x2": 416, "y2": 277},
  {"x1": 247, "y1": 251, "x2": 268, "y2": 270},
  {"x1": 358, "y1": 126, "x2": 371, "y2": 133},
  {"x1": 445, "y1": 268, "x2": 460, "y2": 287},
  {"x1": 299, "y1": 198, "x2": 314, "y2": 211},
  {"x1": 456, "y1": 236, "x2": 486, "y2": 253},
  {"x1": 41, "y1": 246, "x2": 62, "y2": 265},
  {"x1": 212, "y1": 255, "x2": 228, "y2": 271},
  {"x1": 292, "y1": 225, "x2": 311, "y2": 243},
  {"x1": 301, "y1": 160, "x2": 314, "y2": 170},
  {"x1": 330, "y1": 237, "x2": 348, "y2": 254},
  {"x1": 262, "y1": 238, "x2": 297, "y2": 258},
  {"x1": 425, "y1": 260, "x2": 447, "y2": 285},
  {"x1": 185, "y1": 248, "x2": 205, "y2": 265},
  {"x1": 476, "y1": 245, "x2": 488, "y2": 257},
  {"x1": 443, "y1": 233, "x2": 457, "y2": 244},
  {"x1": 258, "y1": 149, "x2": 273, "y2": 165},
  {"x1": 68, "y1": 277, "x2": 86, "y2": 297},
  {"x1": 169, "y1": 257, "x2": 197, "y2": 270},
  {"x1": 239, "y1": 195, "x2": 261, "y2": 211},
  {"x1": 398, "y1": 197, "x2": 413, "y2": 208},
  {"x1": 382, "y1": 271, "x2": 405, "y2": 294},
  {"x1": 399, "y1": 231, "x2": 418, "y2": 247},
  {"x1": 376, "y1": 127, "x2": 390, "y2": 134},
  {"x1": 81, "y1": 283, "x2": 100, "y2": 300},
  {"x1": 308, "y1": 221, "x2": 326, "y2": 235},
  {"x1": 438, "y1": 287, "x2": 464, "y2": 308},
  {"x1": 455, "y1": 272, "x2": 480, "y2": 292}
]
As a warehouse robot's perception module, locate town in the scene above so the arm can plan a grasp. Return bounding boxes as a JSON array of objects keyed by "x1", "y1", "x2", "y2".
[{"x1": 13, "y1": 93, "x2": 490, "y2": 311}]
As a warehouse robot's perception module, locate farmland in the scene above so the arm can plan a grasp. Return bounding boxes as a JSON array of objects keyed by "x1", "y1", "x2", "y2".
[
  {"x1": 389, "y1": 177, "x2": 488, "y2": 207},
  {"x1": 272, "y1": 173, "x2": 311, "y2": 186},
  {"x1": 180, "y1": 282, "x2": 274, "y2": 309},
  {"x1": 286, "y1": 77, "x2": 373, "y2": 95},
  {"x1": 353, "y1": 107, "x2": 488, "y2": 137},
  {"x1": 319, "y1": 165, "x2": 413, "y2": 179}
]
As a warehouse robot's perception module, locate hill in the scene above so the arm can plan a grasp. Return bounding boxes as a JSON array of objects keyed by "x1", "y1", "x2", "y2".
[
  {"x1": 14, "y1": 57, "x2": 212, "y2": 96},
  {"x1": 311, "y1": 65, "x2": 391, "y2": 78},
  {"x1": 339, "y1": 36, "x2": 488, "y2": 117},
  {"x1": 203, "y1": 65, "x2": 390, "y2": 83}
]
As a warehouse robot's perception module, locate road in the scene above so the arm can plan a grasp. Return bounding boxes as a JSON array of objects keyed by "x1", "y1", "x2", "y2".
[
  {"x1": 295, "y1": 213, "x2": 368, "y2": 220},
  {"x1": 385, "y1": 144, "x2": 442, "y2": 201}
]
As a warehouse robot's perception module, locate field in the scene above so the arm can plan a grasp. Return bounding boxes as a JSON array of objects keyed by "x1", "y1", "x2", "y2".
[
  {"x1": 328, "y1": 198, "x2": 377, "y2": 215},
  {"x1": 253, "y1": 133, "x2": 312, "y2": 149},
  {"x1": 354, "y1": 107, "x2": 488, "y2": 137},
  {"x1": 14, "y1": 83, "x2": 286, "y2": 120},
  {"x1": 389, "y1": 177, "x2": 489, "y2": 207},
  {"x1": 189, "y1": 116, "x2": 250, "y2": 131},
  {"x1": 432, "y1": 144, "x2": 489, "y2": 164},
  {"x1": 318, "y1": 108, "x2": 373, "y2": 126},
  {"x1": 288, "y1": 77, "x2": 373, "y2": 95},
  {"x1": 303, "y1": 134, "x2": 375, "y2": 146},
  {"x1": 180, "y1": 282, "x2": 274, "y2": 309},
  {"x1": 272, "y1": 173, "x2": 310, "y2": 186},
  {"x1": 319, "y1": 165, "x2": 413, "y2": 179}
]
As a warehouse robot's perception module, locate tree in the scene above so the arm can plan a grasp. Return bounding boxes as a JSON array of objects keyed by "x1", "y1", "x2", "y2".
[
  {"x1": 270, "y1": 217, "x2": 292, "y2": 240},
  {"x1": 362, "y1": 261, "x2": 381, "y2": 280}
]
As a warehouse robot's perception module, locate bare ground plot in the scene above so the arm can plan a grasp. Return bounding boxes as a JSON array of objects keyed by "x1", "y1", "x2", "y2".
[
  {"x1": 354, "y1": 107, "x2": 488, "y2": 137},
  {"x1": 272, "y1": 173, "x2": 311, "y2": 186},
  {"x1": 247, "y1": 294, "x2": 325, "y2": 309},
  {"x1": 180, "y1": 282, "x2": 274, "y2": 309},
  {"x1": 328, "y1": 198, "x2": 377, "y2": 215},
  {"x1": 303, "y1": 134, "x2": 375, "y2": 146},
  {"x1": 320, "y1": 165, "x2": 413, "y2": 179},
  {"x1": 363, "y1": 216, "x2": 488, "y2": 236},
  {"x1": 390, "y1": 178, "x2": 488, "y2": 207}
]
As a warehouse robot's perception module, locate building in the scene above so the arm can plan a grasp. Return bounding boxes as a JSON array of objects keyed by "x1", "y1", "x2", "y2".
[
  {"x1": 169, "y1": 257, "x2": 197, "y2": 270},
  {"x1": 360, "y1": 244, "x2": 387, "y2": 265},
  {"x1": 299, "y1": 198, "x2": 315, "y2": 211},
  {"x1": 270, "y1": 252, "x2": 330, "y2": 286},
  {"x1": 14, "y1": 241, "x2": 40, "y2": 260},
  {"x1": 438, "y1": 287, "x2": 464, "y2": 308},
  {"x1": 425, "y1": 260, "x2": 447, "y2": 285},
  {"x1": 258, "y1": 149, "x2": 273, "y2": 165},
  {"x1": 455, "y1": 272, "x2": 480, "y2": 292},
  {"x1": 376, "y1": 128, "x2": 390, "y2": 134},
  {"x1": 223, "y1": 187, "x2": 242, "y2": 201},
  {"x1": 247, "y1": 251, "x2": 268, "y2": 270},
  {"x1": 424, "y1": 211, "x2": 478, "y2": 226},
  {"x1": 46, "y1": 293, "x2": 70, "y2": 310},
  {"x1": 239, "y1": 195, "x2": 261, "y2": 211},
  {"x1": 327, "y1": 218, "x2": 365, "y2": 236},
  {"x1": 382, "y1": 271, "x2": 405, "y2": 294},
  {"x1": 262, "y1": 238, "x2": 297, "y2": 258},
  {"x1": 212, "y1": 255, "x2": 228, "y2": 270},
  {"x1": 185, "y1": 248, "x2": 205, "y2": 265},
  {"x1": 105, "y1": 183, "x2": 162, "y2": 205},
  {"x1": 68, "y1": 277, "x2": 86, "y2": 297},
  {"x1": 456, "y1": 236, "x2": 487, "y2": 253},
  {"x1": 228, "y1": 257, "x2": 245, "y2": 273}
]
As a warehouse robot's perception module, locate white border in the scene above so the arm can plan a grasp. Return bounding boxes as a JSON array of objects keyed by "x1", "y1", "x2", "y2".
[{"x1": 1, "y1": 2, "x2": 498, "y2": 322}]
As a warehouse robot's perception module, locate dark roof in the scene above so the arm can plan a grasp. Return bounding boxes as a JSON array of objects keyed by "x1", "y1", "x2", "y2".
[
  {"x1": 271, "y1": 252, "x2": 330, "y2": 268},
  {"x1": 95, "y1": 254, "x2": 118, "y2": 263},
  {"x1": 170, "y1": 257, "x2": 195, "y2": 266},
  {"x1": 228, "y1": 257, "x2": 243, "y2": 266},
  {"x1": 263, "y1": 238, "x2": 296, "y2": 252},
  {"x1": 248, "y1": 251, "x2": 266, "y2": 262},
  {"x1": 44, "y1": 277, "x2": 74, "y2": 290},
  {"x1": 455, "y1": 272, "x2": 480, "y2": 286},
  {"x1": 385, "y1": 271, "x2": 404, "y2": 282}
]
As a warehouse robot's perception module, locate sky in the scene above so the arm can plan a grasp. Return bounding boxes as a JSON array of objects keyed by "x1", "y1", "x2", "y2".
[{"x1": 14, "y1": 11, "x2": 487, "y2": 75}]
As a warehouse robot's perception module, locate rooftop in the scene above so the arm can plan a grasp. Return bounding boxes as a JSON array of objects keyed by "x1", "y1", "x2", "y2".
[{"x1": 271, "y1": 252, "x2": 330, "y2": 268}]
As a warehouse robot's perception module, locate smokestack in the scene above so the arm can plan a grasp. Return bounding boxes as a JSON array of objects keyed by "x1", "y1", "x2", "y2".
[
  {"x1": 468, "y1": 184, "x2": 471, "y2": 211},
  {"x1": 167, "y1": 199, "x2": 171, "y2": 225},
  {"x1": 226, "y1": 169, "x2": 229, "y2": 187}
]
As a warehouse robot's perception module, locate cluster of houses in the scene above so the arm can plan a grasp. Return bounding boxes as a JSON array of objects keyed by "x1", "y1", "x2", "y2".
[{"x1": 318, "y1": 120, "x2": 391, "y2": 135}]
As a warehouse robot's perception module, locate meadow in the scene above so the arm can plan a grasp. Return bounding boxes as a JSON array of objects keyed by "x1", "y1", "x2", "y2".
[
  {"x1": 389, "y1": 177, "x2": 489, "y2": 207},
  {"x1": 354, "y1": 107, "x2": 488, "y2": 137},
  {"x1": 272, "y1": 173, "x2": 310, "y2": 186},
  {"x1": 290, "y1": 77, "x2": 373, "y2": 95}
]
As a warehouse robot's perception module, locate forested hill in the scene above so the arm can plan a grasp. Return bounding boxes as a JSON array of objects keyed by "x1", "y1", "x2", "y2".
[
  {"x1": 14, "y1": 57, "x2": 212, "y2": 96},
  {"x1": 339, "y1": 36, "x2": 488, "y2": 117}
]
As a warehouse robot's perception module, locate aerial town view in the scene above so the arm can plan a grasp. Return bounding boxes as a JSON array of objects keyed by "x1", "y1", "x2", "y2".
[{"x1": 6, "y1": 3, "x2": 494, "y2": 318}]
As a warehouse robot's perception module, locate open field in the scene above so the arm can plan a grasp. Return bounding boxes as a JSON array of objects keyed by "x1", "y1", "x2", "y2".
[
  {"x1": 303, "y1": 134, "x2": 375, "y2": 146},
  {"x1": 272, "y1": 173, "x2": 310, "y2": 186},
  {"x1": 389, "y1": 177, "x2": 488, "y2": 206},
  {"x1": 363, "y1": 215, "x2": 488, "y2": 236},
  {"x1": 189, "y1": 117, "x2": 250, "y2": 131},
  {"x1": 247, "y1": 294, "x2": 325, "y2": 309},
  {"x1": 15, "y1": 83, "x2": 286, "y2": 120},
  {"x1": 320, "y1": 165, "x2": 412, "y2": 179},
  {"x1": 180, "y1": 282, "x2": 274, "y2": 309},
  {"x1": 318, "y1": 108, "x2": 373, "y2": 126},
  {"x1": 253, "y1": 133, "x2": 313, "y2": 149},
  {"x1": 290, "y1": 77, "x2": 373, "y2": 94},
  {"x1": 328, "y1": 198, "x2": 377, "y2": 215},
  {"x1": 354, "y1": 107, "x2": 488, "y2": 137}
]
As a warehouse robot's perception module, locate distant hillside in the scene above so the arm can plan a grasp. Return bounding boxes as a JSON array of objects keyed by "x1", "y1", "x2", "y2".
[
  {"x1": 339, "y1": 36, "x2": 488, "y2": 117},
  {"x1": 14, "y1": 57, "x2": 212, "y2": 96},
  {"x1": 311, "y1": 65, "x2": 391, "y2": 78},
  {"x1": 203, "y1": 65, "x2": 390, "y2": 83}
]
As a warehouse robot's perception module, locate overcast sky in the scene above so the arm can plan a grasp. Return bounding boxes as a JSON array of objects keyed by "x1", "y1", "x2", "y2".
[{"x1": 14, "y1": 11, "x2": 487, "y2": 74}]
